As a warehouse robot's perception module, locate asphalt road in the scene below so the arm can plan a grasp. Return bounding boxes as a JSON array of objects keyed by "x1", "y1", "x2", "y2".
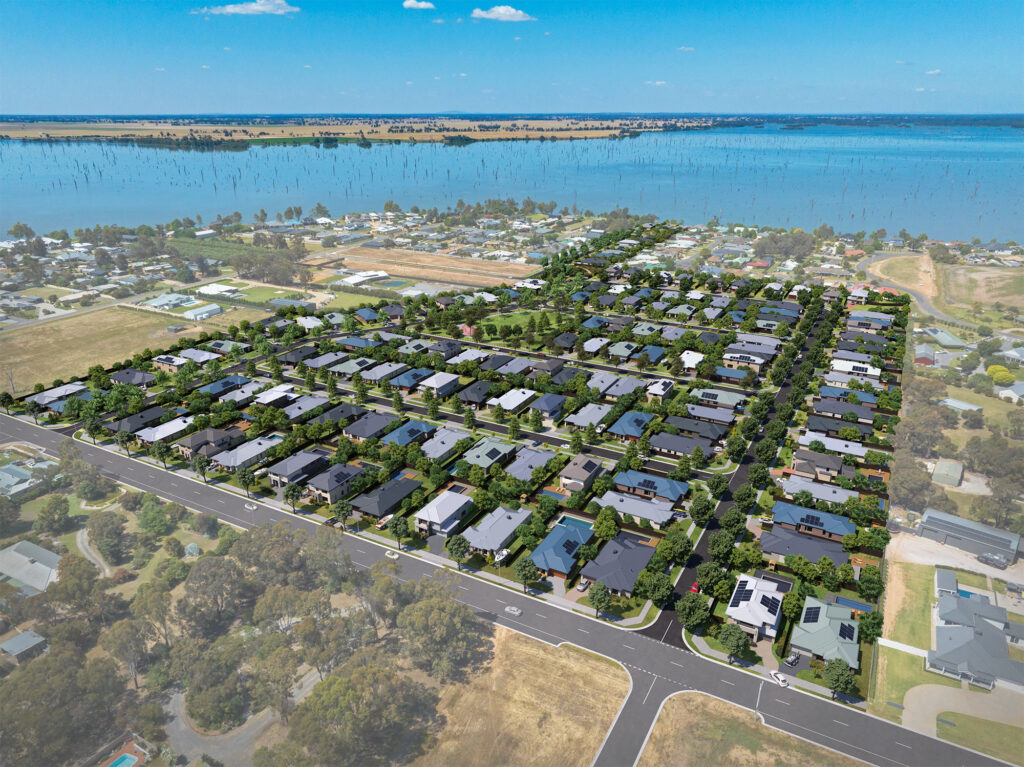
[{"x1": 0, "y1": 414, "x2": 997, "y2": 767}]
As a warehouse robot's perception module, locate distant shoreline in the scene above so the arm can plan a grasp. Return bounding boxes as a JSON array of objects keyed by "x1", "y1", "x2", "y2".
[{"x1": 1, "y1": 114, "x2": 1021, "y2": 151}]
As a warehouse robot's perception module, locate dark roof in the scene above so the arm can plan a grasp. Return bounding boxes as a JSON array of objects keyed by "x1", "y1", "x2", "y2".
[
  {"x1": 580, "y1": 533, "x2": 656, "y2": 593},
  {"x1": 309, "y1": 402, "x2": 368, "y2": 426},
  {"x1": 107, "y1": 406, "x2": 168, "y2": 434},
  {"x1": 479, "y1": 354, "x2": 514, "y2": 371},
  {"x1": 110, "y1": 368, "x2": 155, "y2": 387},
  {"x1": 458, "y1": 380, "x2": 494, "y2": 403},
  {"x1": 279, "y1": 346, "x2": 317, "y2": 365},
  {"x1": 664, "y1": 416, "x2": 728, "y2": 441},
  {"x1": 345, "y1": 412, "x2": 401, "y2": 440},
  {"x1": 792, "y1": 448, "x2": 844, "y2": 473},
  {"x1": 351, "y1": 477, "x2": 421, "y2": 518},
  {"x1": 650, "y1": 432, "x2": 714, "y2": 458},
  {"x1": 806, "y1": 415, "x2": 872, "y2": 437},
  {"x1": 308, "y1": 463, "x2": 364, "y2": 492},
  {"x1": 760, "y1": 526, "x2": 850, "y2": 565}
]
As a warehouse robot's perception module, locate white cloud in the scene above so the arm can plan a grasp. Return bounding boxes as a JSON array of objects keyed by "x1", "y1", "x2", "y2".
[
  {"x1": 432, "y1": 18, "x2": 444, "y2": 23},
  {"x1": 303, "y1": 64, "x2": 312, "y2": 68},
  {"x1": 644, "y1": 80, "x2": 667, "y2": 87},
  {"x1": 471, "y1": 5, "x2": 536, "y2": 22},
  {"x1": 406, "y1": 80, "x2": 414, "y2": 85},
  {"x1": 193, "y1": 0, "x2": 299, "y2": 15},
  {"x1": 926, "y1": 69, "x2": 941, "y2": 75},
  {"x1": 201, "y1": 64, "x2": 211, "y2": 69},
  {"x1": 223, "y1": 46, "x2": 232, "y2": 51},
  {"x1": 402, "y1": 0, "x2": 435, "y2": 8},
  {"x1": 895, "y1": 60, "x2": 908, "y2": 65},
  {"x1": 434, "y1": 75, "x2": 441, "y2": 80},
  {"x1": 459, "y1": 72, "x2": 468, "y2": 77},
  {"x1": 915, "y1": 87, "x2": 925, "y2": 92},
  {"x1": 677, "y1": 45, "x2": 695, "y2": 51},
  {"x1": 513, "y1": 35, "x2": 521, "y2": 40},
  {"x1": 154, "y1": 67, "x2": 166, "y2": 72}
]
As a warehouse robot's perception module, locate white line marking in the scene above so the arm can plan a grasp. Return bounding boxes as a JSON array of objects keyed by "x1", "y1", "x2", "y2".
[
  {"x1": 833, "y1": 719, "x2": 849, "y2": 726},
  {"x1": 670, "y1": 661, "x2": 685, "y2": 668},
  {"x1": 578, "y1": 628, "x2": 590, "y2": 633},
  {"x1": 495, "y1": 598, "x2": 507, "y2": 604},
  {"x1": 895, "y1": 743, "x2": 911, "y2": 749},
  {"x1": 774, "y1": 698, "x2": 790, "y2": 705},
  {"x1": 354, "y1": 549, "x2": 366, "y2": 554},
  {"x1": 721, "y1": 679, "x2": 735, "y2": 686},
  {"x1": 458, "y1": 585, "x2": 469, "y2": 591},
  {"x1": 622, "y1": 644, "x2": 636, "y2": 650},
  {"x1": 641, "y1": 676, "x2": 657, "y2": 705}
]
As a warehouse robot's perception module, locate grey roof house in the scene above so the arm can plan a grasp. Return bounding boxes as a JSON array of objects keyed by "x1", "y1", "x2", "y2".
[{"x1": 580, "y1": 533, "x2": 655, "y2": 597}]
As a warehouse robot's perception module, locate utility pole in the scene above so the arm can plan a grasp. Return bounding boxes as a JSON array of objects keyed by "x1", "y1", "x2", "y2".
[{"x1": 754, "y1": 679, "x2": 764, "y2": 722}]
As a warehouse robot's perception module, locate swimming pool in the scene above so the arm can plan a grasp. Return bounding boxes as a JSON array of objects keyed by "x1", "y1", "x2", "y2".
[
  {"x1": 539, "y1": 490, "x2": 566, "y2": 500},
  {"x1": 958, "y1": 588, "x2": 989, "y2": 603},
  {"x1": 108, "y1": 755, "x2": 139, "y2": 767},
  {"x1": 557, "y1": 515, "x2": 593, "y2": 530}
]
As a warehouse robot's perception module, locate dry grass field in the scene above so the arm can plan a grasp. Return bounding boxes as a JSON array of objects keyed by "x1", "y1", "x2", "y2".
[
  {"x1": 410, "y1": 629, "x2": 630, "y2": 767},
  {"x1": 0, "y1": 116, "x2": 711, "y2": 143},
  {"x1": 328, "y1": 246, "x2": 537, "y2": 288},
  {"x1": 637, "y1": 693, "x2": 865, "y2": 767},
  {"x1": 0, "y1": 306, "x2": 206, "y2": 394},
  {"x1": 872, "y1": 254, "x2": 937, "y2": 297},
  {"x1": 939, "y1": 265, "x2": 1024, "y2": 310}
]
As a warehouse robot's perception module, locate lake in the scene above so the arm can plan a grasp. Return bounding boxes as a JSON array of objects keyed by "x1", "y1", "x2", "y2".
[{"x1": 1, "y1": 124, "x2": 1021, "y2": 240}]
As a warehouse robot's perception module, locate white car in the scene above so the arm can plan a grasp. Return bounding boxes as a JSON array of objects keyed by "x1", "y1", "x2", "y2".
[
  {"x1": 244, "y1": 502, "x2": 257, "y2": 511},
  {"x1": 385, "y1": 550, "x2": 400, "y2": 560},
  {"x1": 769, "y1": 670, "x2": 790, "y2": 687},
  {"x1": 503, "y1": 605, "x2": 523, "y2": 617}
]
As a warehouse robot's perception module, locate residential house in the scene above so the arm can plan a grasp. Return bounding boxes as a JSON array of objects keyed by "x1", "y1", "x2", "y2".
[
  {"x1": 267, "y1": 450, "x2": 330, "y2": 488},
  {"x1": 106, "y1": 405, "x2": 168, "y2": 434},
  {"x1": 530, "y1": 393, "x2": 567, "y2": 425},
  {"x1": 463, "y1": 505, "x2": 532, "y2": 555},
  {"x1": 0, "y1": 540, "x2": 62, "y2": 597},
  {"x1": 381, "y1": 420, "x2": 436, "y2": 447},
  {"x1": 195, "y1": 375, "x2": 250, "y2": 400},
  {"x1": 565, "y1": 403, "x2": 612, "y2": 431},
  {"x1": 595, "y1": 490, "x2": 675, "y2": 529},
  {"x1": 580, "y1": 533, "x2": 655, "y2": 597},
  {"x1": 790, "y1": 449, "x2": 844, "y2": 482},
  {"x1": 329, "y1": 357, "x2": 376, "y2": 379},
  {"x1": 362, "y1": 361, "x2": 409, "y2": 384},
  {"x1": 497, "y1": 357, "x2": 533, "y2": 376},
  {"x1": 805, "y1": 415, "x2": 872, "y2": 440},
  {"x1": 927, "y1": 595, "x2": 1024, "y2": 689},
  {"x1": 343, "y1": 412, "x2": 401, "y2": 442},
  {"x1": 605, "y1": 377, "x2": 647, "y2": 401},
  {"x1": 607, "y1": 411, "x2": 654, "y2": 441},
  {"x1": 463, "y1": 437, "x2": 516, "y2": 470},
  {"x1": 479, "y1": 354, "x2": 513, "y2": 372},
  {"x1": 650, "y1": 432, "x2": 714, "y2": 460},
  {"x1": 457, "y1": 380, "x2": 493, "y2": 409},
  {"x1": 918, "y1": 509, "x2": 1020, "y2": 563},
  {"x1": 419, "y1": 371, "x2": 461, "y2": 399},
  {"x1": 283, "y1": 395, "x2": 330, "y2": 422},
  {"x1": 420, "y1": 427, "x2": 469, "y2": 462},
  {"x1": 414, "y1": 491, "x2": 473, "y2": 536},
  {"x1": 505, "y1": 447, "x2": 555, "y2": 482},
  {"x1": 254, "y1": 383, "x2": 296, "y2": 408},
  {"x1": 790, "y1": 597, "x2": 861, "y2": 669},
  {"x1": 0, "y1": 630, "x2": 48, "y2": 665},
  {"x1": 309, "y1": 402, "x2": 367, "y2": 429},
  {"x1": 428, "y1": 339, "x2": 462, "y2": 360},
  {"x1": 486, "y1": 388, "x2": 537, "y2": 414},
  {"x1": 175, "y1": 427, "x2": 244, "y2": 460},
  {"x1": 812, "y1": 399, "x2": 875, "y2": 424},
  {"x1": 770, "y1": 501, "x2": 856, "y2": 542},
  {"x1": 559, "y1": 455, "x2": 603, "y2": 493},
  {"x1": 665, "y1": 416, "x2": 728, "y2": 442},
  {"x1": 797, "y1": 431, "x2": 867, "y2": 458},
  {"x1": 725, "y1": 575, "x2": 784, "y2": 640},
  {"x1": 134, "y1": 416, "x2": 194, "y2": 445},
  {"x1": 530, "y1": 521, "x2": 592, "y2": 578},
  {"x1": 613, "y1": 469, "x2": 688, "y2": 505},
  {"x1": 110, "y1": 368, "x2": 155, "y2": 388},
  {"x1": 179, "y1": 347, "x2": 221, "y2": 365},
  {"x1": 690, "y1": 388, "x2": 746, "y2": 411},
  {"x1": 686, "y1": 403, "x2": 736, "y2": 425},
  {"x1": 212, "y1": 435, "x2": 283, "y2": 472},
  {"x1": 350, "y1": 477, "x2": 421, "y2": 520},
  {"x1": 760, "y1": 525, "x2": 849, "y2": 566},
  {"x1": 152, "y1": 354, "x2": 189, "y2": 374},
  {"x1": 646, "y1": 379, "x2": 674, "y2": 404},
  {"x1": 391, "y1": 368, "x2": 434, "y2": 392},
  {"x1": 220, "y1": 381, "x2": 263, "y2": 407},
  {"x1": 308, "y1": 463, "x2": 364, "y2": 504}
]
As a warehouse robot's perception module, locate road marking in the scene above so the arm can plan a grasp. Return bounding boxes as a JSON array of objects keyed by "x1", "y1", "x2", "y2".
[
  {"x1": 774, "y1": 698, "x2": 790, "y2": 705},
  {"x1": 354, "y1": 549, "x2": 366, "y2": 554},
  {"x1": 622, "y1": 643, "x2": 636, "y2": 650},
  {"x1": 833, "y1": 719, "x2": 849, "y2": 726},
  {"x1": 720, "y1": 679, "x2": 735, "y2": 686},
  {"x1": 577, "y1": 628, "x2": 589, "y2": 633},
  {"x1": 895, "y1": 743, "x2": 911, "y2": 749},
  {"x1": 495, "y1": 598, "x2": 507, "y2": 604},
  {"x1": 457, "y1": 585, "x2": 469, "y2": 591},
  {"x1": 641, "y1": 676, "x2": 657, "y2": 705}
]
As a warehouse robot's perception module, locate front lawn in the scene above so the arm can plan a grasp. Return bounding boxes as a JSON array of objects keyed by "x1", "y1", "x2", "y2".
[
  {"x1": 868, "y1": 646, "x2": 959, "y2": 722},
  {"x1": 937, "y1": 712, "x2": 1024, "y2": 767}
]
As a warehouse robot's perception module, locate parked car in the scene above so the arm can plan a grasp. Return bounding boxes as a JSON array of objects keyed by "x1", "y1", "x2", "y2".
[
  {"x1": 576, "y1": 578, "x2": 591, "y2": 592},
  {"x1": 322, "y1": 516, "x2": 338, "y2": 527},
  {"x1": 978, "y1": 552, "x2": 1008, "y2": 570},
  {"x1": 503, "y1": 605, "x2": 523, "y2": 617},
  {"x1": 375, "y1": 514, "x2": 394, "y2": 530},
  {"x1": 385, "y1": 550, "x2": 400, "y2": 560},
  {"x1": 494, "y1": 548, "x2": 510, "y2": 565},
  {"x1": 769, "y1": 670, "x2": 790, "y2": 687},
  {"x1": 689, "y1": 582, "x2": 700, "y2": 593},
  {"x1": 244, "y1": 502, "x2": 257, "y2": 511},
  {"x1": 784, "y1": 653, "x2": 800, "y2": 668}
]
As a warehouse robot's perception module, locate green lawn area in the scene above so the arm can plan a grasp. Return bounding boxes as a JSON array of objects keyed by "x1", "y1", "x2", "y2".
[
  {"x1": 869, "y1": 646, "x2": 960, "y2": 722},
  {"x1": 937, "y1": 712, "x2": 1024, "y2": 767},
  {"x1": 239, "y1": 285, "x2": 305, "y2": 303},
  {"x1": 19, "y1": 286, "x2": 74, "y2": 299},
  {"x1": 949, "y1": 568, "x2": 988, "y2": 590},
  {"x1": 481, "y1": 311, "x2": 568, "y2": 338},
  {"x1": 944, "y1": 385, "x2": 1018, "y2": 424},
  {"x1": 164, "y1": 238, "x2": 260, "y2": 262},
  {"x1": 794, "y1": 640, "x2": 874, "y2": 699},
  {"x1": 886, "y1": 562, "x2": 934, "y2": 650},
  {"x1": 325, "y1": 292, "x2": 376, "y2": 310},
  {"x1": 704, "y1": 632, "x2": 761, "y2": 665}
]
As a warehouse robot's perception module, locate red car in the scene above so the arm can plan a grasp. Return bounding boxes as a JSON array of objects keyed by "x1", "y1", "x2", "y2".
[{"x1": 689, "y1": 582, "x2": 700, "y2": 594}]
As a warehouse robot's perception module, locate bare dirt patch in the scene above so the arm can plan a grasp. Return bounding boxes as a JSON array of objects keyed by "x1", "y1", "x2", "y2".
[
  {"x1": 409, "y1": 628, "x2": 629, "y2": 767},
  {"x1": 638, "y1": 692, "x2": 865, "y2": 767},
  {"x1": 327, "y1": 246, "x2": 536, "y2": 288},
  {"x1": 871, "y1": 254, "x2": 937, "y2": 298}
]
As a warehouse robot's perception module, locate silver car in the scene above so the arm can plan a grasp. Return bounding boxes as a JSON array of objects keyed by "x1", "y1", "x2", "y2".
[{"x1": 503, "y1": 605, "x2": 523, "y2": 617}]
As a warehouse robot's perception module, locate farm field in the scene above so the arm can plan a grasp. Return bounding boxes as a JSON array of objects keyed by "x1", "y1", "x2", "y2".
[
  {"x1": 328, "y1": 246, "x2": 537, "y2": 288},
  {"x1": 409, "y1": 628, "x2": 629, "y2": 767},
  {"x1": 0, "y1": 306, "x2": 207, "y2": 395},
  {"x1": 637, "y1": 692, "x2": 864, "y2": 767}
]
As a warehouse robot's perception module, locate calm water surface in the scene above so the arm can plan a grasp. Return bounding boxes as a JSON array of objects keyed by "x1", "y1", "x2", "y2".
[{"x1": 1, "y1": 125, "x2": 1020, "y2": 239}]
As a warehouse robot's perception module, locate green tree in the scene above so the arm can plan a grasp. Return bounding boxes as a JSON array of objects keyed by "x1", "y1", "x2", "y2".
[
  {"x1": 387, "y1": 513, "x2": 407, "y2": 550},
  {"x1": 463, "y1": 410, "x2": 476, "y2": 430},
  {"x1": 190, "y1": 453, "x2": 211, "y2": 483},
  {"x1": 151, "y1": 440, "x2": 172, "y2": 469},
  {"x1": 447, "y1": 533, "x2": 470, "y2": 571},
  {"x1": 707, "y1": 474, "x2": 729, "y2": 497},
  {"x1": 513, "y1": 555, "x2": 536, "y2": 592},
  {"x1": 283, "y1": 483, "x2": 303, "y2": 512},
  {"x1": 823, "y1": 658, "x2": 858, "y2": 699},
  {"x1": 569, "y1": 430, "x2": 583, "y2": 453},
  {"x1": 0, "y1": 391, "x2": 14, "y2": 413},
  {"x1": 397, "y1": 593, "x2": 483, "y2": 680},
  {"x1": 675, "y1": 591, "x2": 710, "y2": 631},
  {"x1": 252, "y1": 645, "x2": 300, "y2": 722},
  {"x1": 588, "y1": 581, "x2": 612, "y2": 617},
  {"x1": 36, "y1": 494, "x2": 71, "y2": 533},
  {"x1": 101, "y1": 618, "x2": 148, "y2": 688},
  {"x1": 858, "y1": 611, "x2": 884, "y2": 644},
  {"x1": 86, "y1": 509, "x2": 126, "y2": 564},
  {"x1": 115, "y1": 429, "x2": 133, "y2": 456},
  {"x1": 593, "y1": 507, "x2": 619, "y2": 541},
  {"x1": 237, "y1": 466, "x2": 256, "y2": 497},
  {"x1": 718, "y1": 623, "x2": 750, "y2": 663}
]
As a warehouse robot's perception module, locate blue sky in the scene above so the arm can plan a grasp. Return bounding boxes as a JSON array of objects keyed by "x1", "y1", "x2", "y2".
[{"x1": 1, "y1": 0, "x2": 1021, "y2": 114}]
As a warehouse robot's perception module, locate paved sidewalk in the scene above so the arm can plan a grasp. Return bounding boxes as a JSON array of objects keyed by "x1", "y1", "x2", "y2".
[
  {"x1": 688, "y1": 632, "x2": 867, "y2": 708},
  {"x1": 879, "y1": 637, "x2": 929, "y2": 657}
]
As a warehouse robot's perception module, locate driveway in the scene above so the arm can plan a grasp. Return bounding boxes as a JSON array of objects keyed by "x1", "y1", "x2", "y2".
[
  {"x1": 165, "y1": 668, "x2": 321, "y2": 766},
  {"x1": 902, "y1": 683, "x2": 1024, "y2": 736},
  {"x1": 885, "y1": 531, "x2": 1024, "y2": 583},
  {"x1": 76, "y1": 527, "x2": 112, "y2": 577}
]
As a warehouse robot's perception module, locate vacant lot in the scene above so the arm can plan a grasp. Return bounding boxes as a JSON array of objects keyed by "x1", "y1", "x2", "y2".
[
  {"x1": 638, "y1": 692, "x2": 864, "y2": 767},
  {"x1": 869, "y1": 647, "x2": 959, "y2": 722},
  {"x1": 883, "y1": 562, "x2": 934, "y2": 650},
  {"x1": 410, "y1": 629, "x2": 629, "y2": 767},
  {"x1": 940, "y1": 265, "x2": 1024, "y2": 311},
  {"x1": 937, "y1": 712, "x2": 1024, "y2": 766},
  {"x1": 0, "y1": 307, "x2": 206, "y2": 395},
  {"x1": 329, "y1": 246, "x2": 537, "y2": 288},
  {"x1": 872, "y1": 254, "x2": 937, "y2": 298}
]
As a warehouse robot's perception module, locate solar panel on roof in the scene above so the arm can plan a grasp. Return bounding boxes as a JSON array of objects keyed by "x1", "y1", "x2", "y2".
[
  {"x1": 761, "y1": 595, "x2": 781, "y2": 615},
  {"x1": 485, "y1": 448, "x2": 501, "y2": 460},
  {"x1": 839, "y1": 623, "x2": 855, "y2": 641},
  {"x1": 803, "y1": 606, "x2": 820, "y2": 624},
  {"x1": 802, "y1": 514, "x2": 823, "y2": 527},
  {"x1": 639, "y1": 479, "x2": 658, "y2": 490},
  {"x1": 562, "y1": 540, "x2": 580, "y2": 555},
  {"x1": 730, "y1": 590, "x2": 746, "y2": 608}
]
